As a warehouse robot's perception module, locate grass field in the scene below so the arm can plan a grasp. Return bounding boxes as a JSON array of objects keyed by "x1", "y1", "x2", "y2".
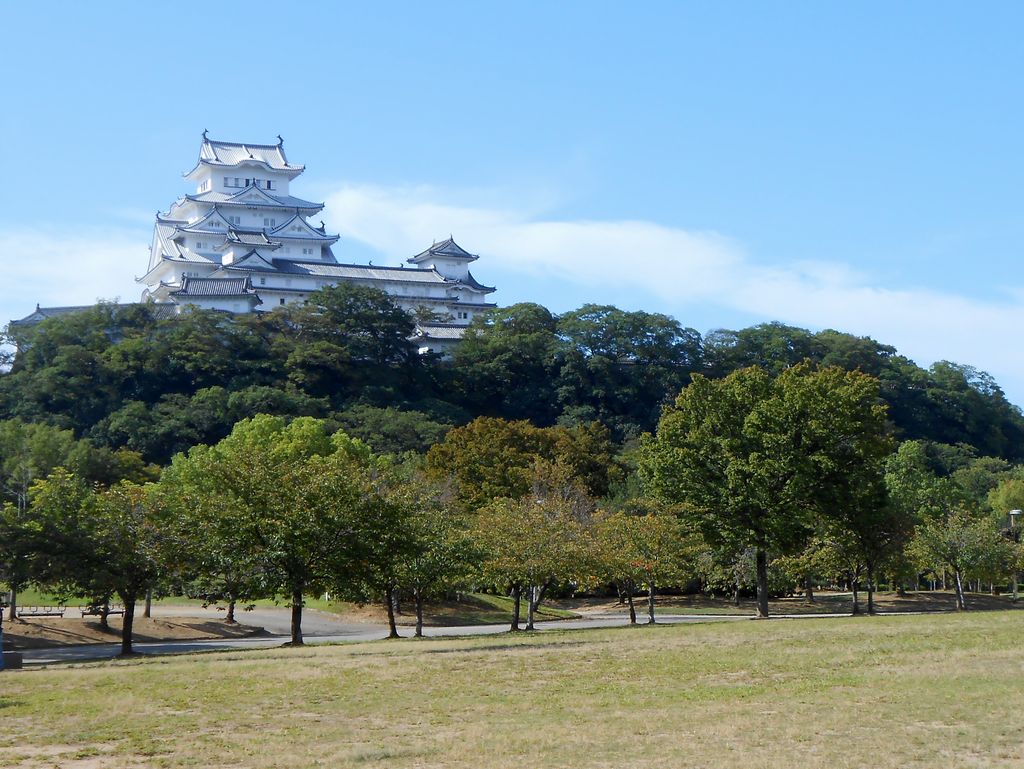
[{"x1": 3, "y1": 611, "x2": 1024, "y2": 768}]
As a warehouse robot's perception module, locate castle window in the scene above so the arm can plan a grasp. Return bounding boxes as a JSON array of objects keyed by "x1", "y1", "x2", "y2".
[
  {"x1": 264, "y1": 217, "x2": 276, "y2": 227},
  {"x1": 266, "y1": 180, "x2": 275, "y2": 190},
  {"x1": 260, "y1": 278, "x2": 266, "y2": 286},
  {"x1": 279, "y1": 298, "x2": 285, "y2": 305},
  {"x1": 245, "y1": 179, "x2": 251, "y2": 187}
]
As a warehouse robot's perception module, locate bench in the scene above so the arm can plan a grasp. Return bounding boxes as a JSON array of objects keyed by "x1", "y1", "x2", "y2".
[
  {"x1": 18, "y1": 605, "x2": 67, "y2": 618},
  {"x1": 80, "y1": 604, "x2": 125, "y2": 617}
]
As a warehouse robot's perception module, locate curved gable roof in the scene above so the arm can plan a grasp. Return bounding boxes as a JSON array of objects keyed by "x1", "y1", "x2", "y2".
[
  {"x1": 185, "y1": 134, "x2": 303, "y2": 179},
  {"x1": 408, "y1": 236, "x2": 479, "y2": 264}
]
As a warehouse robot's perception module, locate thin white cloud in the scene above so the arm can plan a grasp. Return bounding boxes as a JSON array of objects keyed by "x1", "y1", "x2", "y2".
[
  {"x1": 324, "y1": 184, "x2": 1024, "y2": 402},
  {"x1": 1, "y1": 228, "x2": 144, "y2": 322}
]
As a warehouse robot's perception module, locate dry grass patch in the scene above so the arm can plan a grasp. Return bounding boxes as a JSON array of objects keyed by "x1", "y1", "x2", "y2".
[{"x1": 2, "y1": 612, "x2": 1024, "y2": 768}]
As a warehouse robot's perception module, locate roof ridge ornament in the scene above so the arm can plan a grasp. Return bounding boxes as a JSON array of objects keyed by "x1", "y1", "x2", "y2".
[
  {"x1": 277, "y1": 135, "x2": 284, "y2": 147},
  {"x1": 202, "y1": 128, "x2": 208, "y2": 140}
]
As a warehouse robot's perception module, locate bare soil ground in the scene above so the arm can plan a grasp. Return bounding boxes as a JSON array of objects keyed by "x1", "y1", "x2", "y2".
[{"x1": 2, "y1": 616, "x2": 265, "y2": 650}]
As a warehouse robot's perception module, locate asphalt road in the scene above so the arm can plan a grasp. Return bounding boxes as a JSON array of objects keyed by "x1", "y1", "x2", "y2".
[{"x1": 17, "y1": 608, "x2": 758, "y2": 666}]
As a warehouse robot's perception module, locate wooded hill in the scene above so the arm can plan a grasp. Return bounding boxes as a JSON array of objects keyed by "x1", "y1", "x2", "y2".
[{"x1": 3, "y1": 283, "x2": 1022, "y2": 465}]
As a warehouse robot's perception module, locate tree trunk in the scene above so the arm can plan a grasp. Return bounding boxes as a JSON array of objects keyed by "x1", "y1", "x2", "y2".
[
  {"x1": 120, "y1": 596, "x2": 136, "y2": 656},
  {"x1": 289, "y1": 587, "x2": 304, "y2": 645},
  {"x1": 510, "y1": 585, "x2": 521, "y2": 632},
  {"x1": 953, "y1": 570, "x2": 966, "y2": 610},
  {"x1": 647, "y1": 580, "x2": 656, "y2": 624},
  {"x1": 851, "y1": 577, "x2": 861, "y2": 615},
  {"x1": 100, "y1": 601, "x2": 110, "y2": 630},
  {"x1": 143, "y1": 589, "x2": 152, "y2": 619},
  {"x1": 866, "y1": 565, "x2": 876, "y2": 615},
  {"x1": 625, "y1": 582, "x2": 637, "y2": 625},
  {"x1": 7, "y1": 587, "x2": 16, "y2": 621},
  {"x1": 616, "y1": 584, "x2": 626, "y2": 605},
  {"x1": 414, "y1": 589, "x2": 424, "y2": 638},
  {"x1": 384, "y1": 587, "x2": 401, "y2": 638},
  {"x1": 226, "y1": 600, "x2": 236, "y2": 624},
  {"x1": 526, "y1": 585, "x2": 537, "y2": 631},
  {"x1": 755, "y1": 548, "x2": 770, "y2": 618},
  {"x1": 804, "y1": 574, "x2": 815, "y2": 604}
]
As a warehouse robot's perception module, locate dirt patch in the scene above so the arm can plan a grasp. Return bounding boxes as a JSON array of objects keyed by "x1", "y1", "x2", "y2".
[
  {"x1": 2, "y1": 616, "x2": 265, "y2": 650},
  {"x1": 4, "y1": 742, "x2": 154, "y2": 768}
]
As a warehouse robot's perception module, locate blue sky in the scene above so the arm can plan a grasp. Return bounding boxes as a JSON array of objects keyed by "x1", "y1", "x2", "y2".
[{"x1": 3, "y1": 3, "x2": 1024, "y2": 401}]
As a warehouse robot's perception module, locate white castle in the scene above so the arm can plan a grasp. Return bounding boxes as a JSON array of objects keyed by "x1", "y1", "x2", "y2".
[{"x1": 15, "y1": 133, "x2": 497, "y2": 352}]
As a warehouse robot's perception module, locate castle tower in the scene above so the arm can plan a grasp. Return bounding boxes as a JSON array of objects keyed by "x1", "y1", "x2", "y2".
[{"x1": 136, "y1": 133, "x2": 496, "y2": 348}]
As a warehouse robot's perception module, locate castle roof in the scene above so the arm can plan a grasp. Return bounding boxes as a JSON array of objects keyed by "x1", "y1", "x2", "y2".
[
  {"x1": 269, "y1": 214, "x2": 339, "y2": 243},
  {"x1": 185, "y1": 133, "x2": 303, "y2": 179},
  {"x1": 170, "y1": 276, "x2": 262, "y2": 302},
  {"x1": 271, "y1": 260, "x2": 454, "y2": 283},
  {"x1": 408, "y1": 236, "x2": 479, "y2": 264},
  {"x1": 10, "y1": 303, "x2": 176, "y2": 329},
  {"x1": 183, "y1": 186, "x2": 324, "y2": 213},
  {"x1": 416, "y1": 324, "x2": 472, "y2": 340},
  {"x1": 460, "y1": 271, "x2": 496, "y2": 293},
  {"x1": 152, "y1": 223, "x2": 219, "y2": 264},
  {"x1": 223, "y1": 229, "x2": 281, "y2": 249}
]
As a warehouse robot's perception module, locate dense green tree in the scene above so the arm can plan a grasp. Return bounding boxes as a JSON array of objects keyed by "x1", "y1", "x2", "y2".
[
  {"x1": 555, "y1": 304, "x2": 702, "y2": 439},
  {"x1": 909, "y1": 508, "x2": 1016, "y2": 610},
  {"x1": 161, "y1": 415, "x2": 380, "y2": 645},
  {"x1": 988, "y1": 478, "x2": 1024, "y2": 522},
  {"x1": 6, "y1": 296, "x2": 1024, "y2": 473},
  {"x1": 425, "y1": 417, "x2": 621, "y2": 511},
  {"x1": 451, "y1": 303, "x2": 564, "y2": 424},
  {"x1": 593, "y1": 509, "x2": 693, "y2": 623},
  {"x1": 884, "y1": 441, "x2": 966, "y2": 522},
  {"x1": 334, "y1": 404, "x2": 453, "y2": 455},
  {"x1": 396, "y1": 495, "x2": 475, "y2": 638},
  {"x1": 30, "y1": 473, "x2": 170, "y2": 654},
  {"x1": 704, "y1": 323, "x2": 824, "y2": 376},
  {"x1": 472, "y1": 494, "x2": 588, "y2": 631},
  {"x1": 283, "y1": 283, "x2": 421, "y2": 404},
  {"x1": 641, "y1": 363, "x2": 891, "y2": 617}
]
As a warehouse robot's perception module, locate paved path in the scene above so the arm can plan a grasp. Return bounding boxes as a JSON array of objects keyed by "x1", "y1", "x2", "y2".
[{"x1": 18, "y1": 608, "x2": 761, "y2": 666}]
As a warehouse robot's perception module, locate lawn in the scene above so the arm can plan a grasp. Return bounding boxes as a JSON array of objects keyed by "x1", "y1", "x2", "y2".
[{"x1": 2, "y1": 611, "x2": 1024, "y2": 768}]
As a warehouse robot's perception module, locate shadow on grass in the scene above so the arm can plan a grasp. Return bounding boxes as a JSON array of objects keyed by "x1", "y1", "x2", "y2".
[{"x1": 397, "y1": 594, "x2": 575, "y2": 627}]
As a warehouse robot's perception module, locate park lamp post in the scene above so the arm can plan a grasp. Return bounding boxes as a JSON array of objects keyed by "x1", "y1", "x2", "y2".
[{"x1": 1011, "y1": 510, "x2": 1022, "y2": 603}]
